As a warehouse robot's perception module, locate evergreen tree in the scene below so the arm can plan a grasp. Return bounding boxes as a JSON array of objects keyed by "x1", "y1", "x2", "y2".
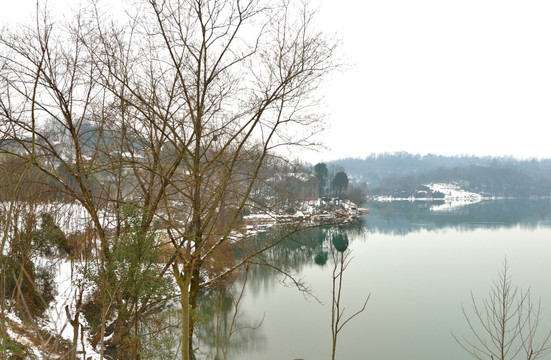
[
  {"x1": 332, "y1": 171, "x2": 349, "y2": 199},
  {"x1": 314, "y1": 163, "x2": 329, "y2": 198}
]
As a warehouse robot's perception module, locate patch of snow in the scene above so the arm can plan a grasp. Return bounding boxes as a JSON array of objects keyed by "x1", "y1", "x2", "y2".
[
  {"x1": 427, "y1": 183, "x2": 482, "y2": 211},
  {"x1": 5, "y1": 326, "x2": 42, "y2": 359},
  {"x1": 373, "y1": 183, "x2": 483, "y2": 211},
  {"x1": 5, "y1": 310, "x2": 22, "y2": 325},
  {"x1": 43, "y1": 259, "x2": 103, "y2": 360},
  {"x1": 243, "y1": 213, "x2": 276, "y2": 222}
]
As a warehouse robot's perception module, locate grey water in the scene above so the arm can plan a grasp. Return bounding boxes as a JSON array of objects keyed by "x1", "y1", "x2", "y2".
[{"x1": 197, "y1": 199, "x2": 551, "y2": 360}]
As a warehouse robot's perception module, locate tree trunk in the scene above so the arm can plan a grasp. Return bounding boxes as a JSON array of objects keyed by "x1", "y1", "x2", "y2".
[
  {"x1": 64, "y1": 305, "x2": 79, "y2": 360},
  {"x1": 110, "y1": 313, "x2": 130, "y2": 357},
  {"x1": 188, "y1": 262, "x2": 202, "y2": 360},
  {"x1": 175, "y1": 264, "x2": 192, "y2": 360},
  {"x1": 65, "y1": 288, "x2": 83, "y2": 360}
]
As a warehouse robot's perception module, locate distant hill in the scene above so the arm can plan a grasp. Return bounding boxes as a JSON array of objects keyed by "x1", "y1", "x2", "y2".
[{"x1": 329, "y1": 153, "x2": 551, "y2": 198}]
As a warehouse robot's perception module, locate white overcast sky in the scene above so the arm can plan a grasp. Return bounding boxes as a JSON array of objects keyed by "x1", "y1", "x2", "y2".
[
  {"x1": 311, "y1": 0, "x2": 551, "y2": 162},
  {"x1": 3, "y1": 0, "x2": 551, "y2": 162}
]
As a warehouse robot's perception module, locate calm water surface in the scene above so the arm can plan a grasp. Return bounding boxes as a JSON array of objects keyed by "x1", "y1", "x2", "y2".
[{"x1": 197, "y1": 199, "x2": 551, "y2": 360}]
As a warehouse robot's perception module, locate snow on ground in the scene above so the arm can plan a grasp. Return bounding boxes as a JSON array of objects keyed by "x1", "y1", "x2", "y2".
[
  {"x1": 427, "y1": 183, "x2": 483, "y2": 211},
  {"x1": 373, "y1": 183, "x2": 483, "y2": 211},
  {"x1": 3, "y1": 258, "x2": 102, "y2": 359},
  {"x1": 1, "y1": 201, "x2": 115, "y2": 252},
  {"x1": 3, "y1": 197, "x2": 362, "y2": 357},
  {"x1": 45, "y1": 259, "x2": 103, "y2": 360},
  {"x1": 5, "y1": 326, "x2": 42, "y2": 359},
  {"x1": 3, "y1": 260, "x2": 102, "y2": 359}
]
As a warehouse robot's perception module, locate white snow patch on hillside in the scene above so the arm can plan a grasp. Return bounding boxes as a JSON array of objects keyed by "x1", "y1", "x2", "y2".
[{"x1": 427, "y1": 183, "x2": 483, "y2": 211}]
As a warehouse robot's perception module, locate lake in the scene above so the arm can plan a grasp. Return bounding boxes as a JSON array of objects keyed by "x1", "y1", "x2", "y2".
[{"x1": 196, "y1": 199, "x2": 551, "y2": 360}]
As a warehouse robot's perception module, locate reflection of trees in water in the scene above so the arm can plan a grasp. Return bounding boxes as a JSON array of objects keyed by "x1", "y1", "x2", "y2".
[
  {"x1": 196, "y1": 277, "x2": 267, "y2": 360},
  {"x1": 241, "y1": 221, "x2": 368, "y2": 291},
  {"x1": 329, "y1": 227, "x2": 369, "y2": 360},
  {"x1": 366, "y1": 199, "x2": 551, "y2": 236},
  {"x1": 193, "y1": 200, "x2": 551, "y2": 357},
  {"x1": 237, "y1": 225, "x2": 330, "y2": 297},
  {"x1": 195, "y1": 221, "x2": 367, "y2": 357}
]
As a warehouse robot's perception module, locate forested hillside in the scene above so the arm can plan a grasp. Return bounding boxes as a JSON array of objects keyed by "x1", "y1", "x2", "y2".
[{"x1": 330, "y1": 153, "x2": 551, "y2": 198}]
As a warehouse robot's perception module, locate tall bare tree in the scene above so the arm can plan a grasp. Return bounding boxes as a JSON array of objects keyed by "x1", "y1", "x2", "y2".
[
  {"x1": 90, "y1": 1, "x2": 337, "y2": 358},
  {"x1": 1, "y1": 0, "x2": 337, "y2": 358}
]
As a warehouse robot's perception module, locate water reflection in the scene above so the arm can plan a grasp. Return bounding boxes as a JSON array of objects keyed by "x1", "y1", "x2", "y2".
[
  {"x1": 366, "y1": 199, "x2": 551, "y2": 235},
  {"x1": 196, "y1": 222, "x2": 367, "y2": 358},
  {"x1": 196, "y1": 281, "x2": 267, "y2": 360},
  {"x1": 231, "y1": 222, "x2": 366, "y2": 295},
  {"x1": 195, "y1": 199, "x2": 551, "y2": 359}
]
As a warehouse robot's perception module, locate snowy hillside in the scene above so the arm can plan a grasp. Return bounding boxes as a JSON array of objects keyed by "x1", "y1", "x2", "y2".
[{"x1": 427, "y1": 183, "x2": 483, "y2": 211}]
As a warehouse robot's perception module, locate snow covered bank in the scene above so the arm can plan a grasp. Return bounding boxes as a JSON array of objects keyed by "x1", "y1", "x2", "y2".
[
  {"x1": 2, "y1": 259, "x2": 103, "y2": 360},
  {"x1": 242, "y1": 198, "x2": 364, "y2": 232},
  {"x1": 426, "y1": 183, "x2": 483, "y2": 211},
  {"x1": 373, "y1": 182, "x2": 483, "y2": 211}
]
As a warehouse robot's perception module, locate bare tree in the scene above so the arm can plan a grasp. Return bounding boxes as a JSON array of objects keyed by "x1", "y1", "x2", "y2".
[
  {"x1": 453, "y1": 259, "x2": 551, "y2": 360},
  {"x1": 0, "y1": 5, "x2": 178, "y2": 357},
  {"x1": 330, "y1": 229, "x2": 369, "y2": 360},
  {"x1": 92, "y1": 1, "x2": 337, "y2": 358},
  {"x1": 1, "y1": 0, "x2": 338, "y2": 358}
]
